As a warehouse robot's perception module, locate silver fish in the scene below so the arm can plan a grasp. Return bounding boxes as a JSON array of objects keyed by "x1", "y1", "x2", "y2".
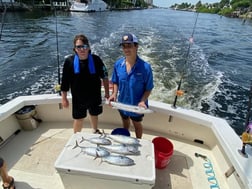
[
  {"x1": 72, "y1": 141, "x2": 110, "y2": 157},
  {"x1": 101, "y1": 155, "x2": 135, "y2": 166},
  {"x1": 80, "y1": 136, "x2": 112, "y2": 145},
  {"x1": 101, "y1": 144, "x2": 140, "y2": 155},
  {"x1": 107, "y1": 134, "x2": 140, "y2": 145}
]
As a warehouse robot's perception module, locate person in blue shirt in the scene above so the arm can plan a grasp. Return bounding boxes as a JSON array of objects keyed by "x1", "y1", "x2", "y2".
[
  {"x1": 109, "y1": 33, "x2": 154, "y2": 138},
  {"x1": 61, "y1": 34, "x2": 109, "y2": 134}
]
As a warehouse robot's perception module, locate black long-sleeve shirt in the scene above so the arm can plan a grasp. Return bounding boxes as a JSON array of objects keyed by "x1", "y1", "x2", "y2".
[{"x1": 61, "y1": 54, "x2": 108, "y2": 106}]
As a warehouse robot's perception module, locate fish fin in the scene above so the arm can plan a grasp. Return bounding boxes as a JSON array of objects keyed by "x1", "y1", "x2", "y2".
[{"x1": 94, "y1": 151, "x2": 99, "y2": 160}]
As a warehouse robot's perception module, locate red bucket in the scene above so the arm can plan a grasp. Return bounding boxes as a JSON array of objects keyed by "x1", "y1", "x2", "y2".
[{"x1": 152, "y1": 137, "x2": 174, "y2": 169}]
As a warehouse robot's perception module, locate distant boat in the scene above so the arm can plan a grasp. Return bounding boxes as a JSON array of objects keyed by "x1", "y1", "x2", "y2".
[{"x1": 69, "y1": 0, "x2": 108, "y2": 12}]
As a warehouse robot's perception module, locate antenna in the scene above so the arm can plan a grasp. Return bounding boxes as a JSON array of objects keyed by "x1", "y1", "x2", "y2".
[{"x1": 0, "y1": 5, "x2": 7, "y2": 41}]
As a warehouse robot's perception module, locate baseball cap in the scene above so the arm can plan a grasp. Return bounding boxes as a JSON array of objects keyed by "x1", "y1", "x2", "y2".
[{"x1": 120, "y1": 33, "x2": 138, "y2": 45}]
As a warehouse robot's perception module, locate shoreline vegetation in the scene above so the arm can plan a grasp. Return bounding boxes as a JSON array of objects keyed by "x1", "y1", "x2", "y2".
[{"x1": 170, "y1": 0, "x2": 252, "y2": 19}]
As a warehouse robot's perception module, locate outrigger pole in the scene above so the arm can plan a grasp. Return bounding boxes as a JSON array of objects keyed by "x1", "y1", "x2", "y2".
[
  {"x1": 0, "y1": 5, "x2": 7, "y2": 41},
  {"x1": 244, "y1": 81, "x2": 252, "y2": 129},
  {"x1": 239, "y1": 81, "x2": 252, "y2": 157},
  {"x1": 54, "y1": 7, "x2": 61, "y2": 96},
  {"x1": 172, "y1": 12, "x2": 199, "y2": 108}
]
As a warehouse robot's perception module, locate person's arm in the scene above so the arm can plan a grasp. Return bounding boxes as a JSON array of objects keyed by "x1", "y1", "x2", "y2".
[
  {"x1": 138, "y1": 90, "x2": 152, "y2": 108},
  {"x1": 61, "y1": 91, "x2": 69, "y2": 108},
  {"x1": 60, "y1": 56, "x2": 71, "y2": 109},
  {"x1": 108, "y1": 83, "x2": 118, "y2": 102},
  {"x1": 138, "y1": 62, "x2": 154, "y2": 108},
  {"x1": 102, "y1": 78, "x2": 110, "y2": 99}
]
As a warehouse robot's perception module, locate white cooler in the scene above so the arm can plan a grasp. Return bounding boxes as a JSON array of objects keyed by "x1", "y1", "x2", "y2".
[{"x1": 54, "y1": 133, "x2": 155, "y2": 189}]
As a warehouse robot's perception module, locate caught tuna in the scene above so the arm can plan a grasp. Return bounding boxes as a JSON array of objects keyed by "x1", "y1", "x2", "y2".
[
  {"x1": 101, "y1": 144, "x2": 140, "y2": 155},
  {"x1": 107, "y1": 134, "x2": 140, "y2": 145},
  {"x1": 80, "y1": 136, "x2": 112, "y2": 145},
  {"x1": 101, "y1": 155, "x2": 135, "y2": 166},
  {"x1": 72, "y1": 141, "x2": 110, "y2": 157}
]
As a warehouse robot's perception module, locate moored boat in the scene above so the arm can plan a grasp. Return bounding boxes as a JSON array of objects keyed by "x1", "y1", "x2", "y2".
[
  {"x1": 0, "y1": 93, "x2": 251, "y2": 189},
  {"x1": 69, "y1": 0, "x2": 108, "y2": 12}
]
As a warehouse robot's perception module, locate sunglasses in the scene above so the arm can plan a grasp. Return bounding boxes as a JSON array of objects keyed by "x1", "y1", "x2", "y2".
[
  {"x1": 75, "y1": 44, "x2": 89, "y2": 50},
  {"x1": 122, "y1": 43, "x2": 135, "y2": 49}
]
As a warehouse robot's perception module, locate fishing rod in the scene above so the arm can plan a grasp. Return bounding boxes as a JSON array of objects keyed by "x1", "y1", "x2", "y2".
[
  {"x1": 172, "y1": 12, "x2": 199, "y2": 108},
  {"x1": 244, "y1": 81, "x2": 252, "y2": 128},
  {"x1": 0, "y1": 5, "x2": 7, "y2": 41},
  {"x1": 239, "y1": 81, "x2": 252, "y2": 157},
  {"x1": 54, "y1": 7, "x2": 61, "y2": 96}
]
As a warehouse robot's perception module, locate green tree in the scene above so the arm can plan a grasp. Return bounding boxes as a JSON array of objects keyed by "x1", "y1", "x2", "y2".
[
  {"x1": 231, "y1": 0, "x2": 251, "y2": 10},
  {"x1": 219, "y1": 0, "x2": 230, "y2": 8},
  {"x1": 195, "y1": 1, "x2": 202, "y2": 8}
]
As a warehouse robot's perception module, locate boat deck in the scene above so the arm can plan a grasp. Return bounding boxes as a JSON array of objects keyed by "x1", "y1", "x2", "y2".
[{"x1": 0, "y1": 121, "x2": 226, "y2": 189}]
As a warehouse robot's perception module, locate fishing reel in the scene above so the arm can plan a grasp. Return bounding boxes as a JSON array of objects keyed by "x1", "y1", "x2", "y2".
[
  {"x1": 238, "y1": 130, "x2": 252, "y2": 158},
  {"x1": 54, "y1": 84, "x2": 61, "y2": 93},
  {"x1": 176, "y1": 90, "x2": 184, "y2": 97},
  {"x1": 241, "y1": 132, "x2": 252, "y2": 144}
]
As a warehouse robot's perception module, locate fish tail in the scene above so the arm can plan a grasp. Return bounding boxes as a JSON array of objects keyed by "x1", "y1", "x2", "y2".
[
  {"x1": 80, "y1": 136, "x2": 85, "y2": 143},
  {"x1": 72, "y1": 140, "x2": 79, "y2": 149}
]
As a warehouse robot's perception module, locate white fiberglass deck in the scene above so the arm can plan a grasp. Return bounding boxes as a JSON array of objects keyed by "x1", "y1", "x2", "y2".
[{"x1": 0, "y1": 121, "x2": 227, "y2": 189}]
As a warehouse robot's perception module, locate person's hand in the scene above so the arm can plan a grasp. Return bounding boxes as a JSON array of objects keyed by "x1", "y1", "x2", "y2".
[
  {"x1": 107, "y1": 93, "x2": 117, "y2": 106},
  {"x1": 62, "y1": 98, "x2": 69, "y2": 108},
  {"x1": 138, "y1": 101, "x2": 147, "y2": 109},
  {"x1": 104, "y1": 93, "x2": 110, "y2": 100},
  {"x1": 109, "y1": 93, "x2": 117, "y2": 101}
]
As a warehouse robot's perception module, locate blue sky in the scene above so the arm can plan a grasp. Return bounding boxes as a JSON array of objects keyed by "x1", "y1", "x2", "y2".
[{"x1": 153, "y1": 0, "x2": 219, "y2": 7}]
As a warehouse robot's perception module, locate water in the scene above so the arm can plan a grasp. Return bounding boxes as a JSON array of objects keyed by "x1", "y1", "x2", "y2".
[{"x1": 1, "y1": 9, "x2": 252, "y2": 135}]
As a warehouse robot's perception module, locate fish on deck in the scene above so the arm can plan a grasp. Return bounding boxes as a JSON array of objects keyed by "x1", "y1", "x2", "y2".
[
  {"x1": 101, "y1": 144, "x2": 140, "y2": 155},
  {"x1": 101, "y1": 155, "x2": 135, "y2": 166},
  {"x1": 72, "y1": 140, "x2": 110, "y2": 157},
  {"x1": 106, "y1": 134, "x2": 140, "y2": 146},
  {"x1": 80, "y1": 136, "x2": 112, "y2": 145}
]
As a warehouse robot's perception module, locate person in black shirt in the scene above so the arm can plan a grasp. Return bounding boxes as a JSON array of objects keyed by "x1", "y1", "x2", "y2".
[{"x1": 61, "y1": 34, "x2": 109, "y2": 133}]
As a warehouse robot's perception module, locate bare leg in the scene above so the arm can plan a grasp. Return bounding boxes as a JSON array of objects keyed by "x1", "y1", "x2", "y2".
[
  {"x1": 0, "y1": 159, "x2": 15, "y2": 189},
  {"x1": 121, "y1": 117, "x2": 130, "y2": 130},
  {"x1": 89, "y1": 115, "x2": 98, "y2": 132},
  {"x1": 73, "y1": 118, "x2": 84, "y2": 133},
  {"x1": 132, "y1": 120, "x2": 143, "y2": 139},
  {"x1": 0, "y1": 161, "x2": 9, "y2": 183}
]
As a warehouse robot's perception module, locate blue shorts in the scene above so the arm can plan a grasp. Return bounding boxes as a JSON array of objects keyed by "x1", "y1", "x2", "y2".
[
  {"x1": 119, "y1": 111, "x2": 144, "y2": 122},
  {"x1": 73, "y1": 104, "x2": 102, "y2": 119}
]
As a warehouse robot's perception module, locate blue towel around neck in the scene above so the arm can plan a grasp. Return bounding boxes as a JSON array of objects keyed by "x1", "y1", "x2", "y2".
[{"x1": 74, "y1": 54, "x2": 96, "y2": 74}]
